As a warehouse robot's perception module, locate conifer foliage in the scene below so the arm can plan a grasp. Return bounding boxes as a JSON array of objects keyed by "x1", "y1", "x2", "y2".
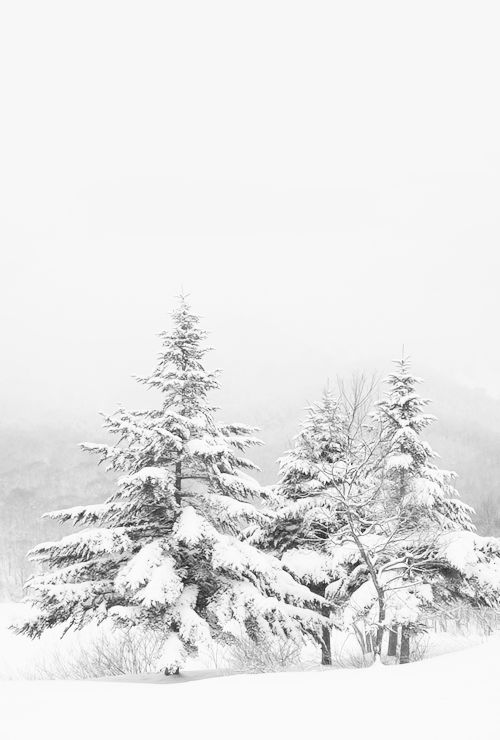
[
  {"x1": 19, "y1": 297, "x2": 322, "y2": 673},
  {"x1": 318, "y1": 361, "x2": 500, "y2": 661},
  {"x1": 267, "y1": 392, "x2": 347, "y2": 554},
  {"x1": 266, "y1": 363, "x2": 500, "y2": 663},
  {"x1": 375, "y1": 357, "x2": 475, "y2": 531},
  {"x1": 261, "y1": 392, "x2": 348, "y2": 664}
]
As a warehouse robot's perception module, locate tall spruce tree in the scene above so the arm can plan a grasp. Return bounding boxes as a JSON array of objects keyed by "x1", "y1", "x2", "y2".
[
  {"x1": 369, "y1": 357, "x2": 476, "y2": 660},
  {"x1": 19, "y1": 297, "x2": 323, "y2": 673},
  {"x1": 375, "y1": 356, "x2": 475, "y2": 532},
  {"x1": 325, "y1": 358, "x2": 500, "y2": 663}
]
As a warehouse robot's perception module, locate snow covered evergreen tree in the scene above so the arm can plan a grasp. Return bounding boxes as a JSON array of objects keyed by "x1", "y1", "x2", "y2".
[
  {"x1": 269, "y1": 392, "x2": 347, "y2": 552},
  {"x1": 324, "y1": 359, "x2": 500, "y2": 663},
  {"x1": 376, "y1": 356, "x2": 475, "y2": 532},
  {"x1": 366, "y1": 357, "x2": 483, "y2": 660},
  {"x1": 262, "y1": 364, "x2": 500, "y2": 665},
  {"x1": 18, "y1": 297, "x2": 323, "y2": 673},
  {"x1": 258, "y1": 392, "x2": 349, "y2": 664}
]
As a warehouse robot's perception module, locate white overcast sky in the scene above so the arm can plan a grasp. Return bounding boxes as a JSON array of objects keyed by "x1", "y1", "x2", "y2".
[{"x1": 1, "y1": 1, "x2": 500, "y2": 422}]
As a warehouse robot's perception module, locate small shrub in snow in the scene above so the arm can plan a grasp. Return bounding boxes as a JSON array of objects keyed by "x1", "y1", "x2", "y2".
[
  {"x1": 34, "y1": 628, "x2": 167, "y2": 680},
  {"x1": 227, "y1": 633, "x2": 304, "y2": 674}
]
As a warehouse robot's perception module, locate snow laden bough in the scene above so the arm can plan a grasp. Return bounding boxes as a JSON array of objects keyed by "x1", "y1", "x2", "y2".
[{"x1": 17, "y1": 298, "x2": 326, "y2": 674}]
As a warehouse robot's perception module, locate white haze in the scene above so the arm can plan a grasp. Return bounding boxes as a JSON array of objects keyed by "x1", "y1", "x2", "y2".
[{"x1": 1, "y1": 1, "x2": 500, "y2": 426}]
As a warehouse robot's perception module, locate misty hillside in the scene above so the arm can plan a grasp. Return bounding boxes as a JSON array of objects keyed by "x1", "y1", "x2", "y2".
[
  {"x1": 1, "y1": 375, "x2": 499, "y2": 599},
  {"x1": 0, "y1": 425, "x2": 112, "y2": 600}
]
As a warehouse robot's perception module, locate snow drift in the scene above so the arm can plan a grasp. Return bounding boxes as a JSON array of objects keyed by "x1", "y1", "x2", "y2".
[{"x1": 0, "y1": 637, "x2": 499, "y2": 740}]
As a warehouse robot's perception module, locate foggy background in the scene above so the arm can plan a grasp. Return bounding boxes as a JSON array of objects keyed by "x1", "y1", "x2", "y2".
[{"x1": 1, "y1": 1, "x2": 500, "y2": 597}]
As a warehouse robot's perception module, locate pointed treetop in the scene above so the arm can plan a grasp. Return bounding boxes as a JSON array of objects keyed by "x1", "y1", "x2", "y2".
[
  {"x1": 133, "y1": 296, "x2": 220, "y2": 418},
  {"x1": 379, "y1": 356, "x2": 434, "y2": 434},
  {"x1": 387, "y1": 354, "x2": 423, "y2": 385},
  {"x1": 276, "y1": 390, "x2": 348, "y2": 504},
  {"x1": 377, "y1": 356, "x2": 475, "y2": 531}
]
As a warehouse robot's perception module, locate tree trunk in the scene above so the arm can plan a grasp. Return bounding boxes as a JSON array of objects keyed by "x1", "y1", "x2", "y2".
[
  {"x1": 309, "y1": 583, "x2": 332, "y2": 666},
  {"x1": 321, "y1": 622, "x2": 332, "y2": 666},
  {"x1": 175, "y1": 460, "x2": 182, "y2": 505},
  {"x1": 400, "y1": 625, "x2": 410, "y2": 664},
  {"x1": 387, "y1": 626, "x2": 398, "y2": 658},
  {"x1": 344, "y1": 511, "x2": 386, "y2": 663},
  {"x1": 374, "y1": 596, "x2": 385, "y2": 660}
]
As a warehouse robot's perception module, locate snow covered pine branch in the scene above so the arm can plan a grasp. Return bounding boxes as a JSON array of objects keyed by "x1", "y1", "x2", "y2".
[{"x1": 18, "y1": 297, "x2": 325, "y2": 674}]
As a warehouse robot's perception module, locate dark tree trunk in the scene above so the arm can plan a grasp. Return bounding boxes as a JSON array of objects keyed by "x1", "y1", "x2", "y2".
[
  {"x1": 175, "y1": 460, "x2": 182, "y2": 505},
  {"x1": 309, "y1": 583, "x2": 332, "y2": 666},
  {"x1": 320, "y1": 622, "x2": 331, "y2": 666},
  {"x1": 387, "y1": 626, "x2": 398, "y2": 658},
  {"x1": 400, "y1": 626, "x2": 410, "y2": 664},
  {"x1": 344, "y1": 511, "x2": 386, "y2": 663},
  {"x1": 374, "y1": 597, "x2": 385, "y2": 661}
]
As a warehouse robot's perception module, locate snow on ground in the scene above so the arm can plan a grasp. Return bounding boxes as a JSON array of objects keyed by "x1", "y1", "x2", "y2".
[
  {"x1": 0, "y1": 639, "x2": 499, "y2": 739},
  {"x1": 0, "y1": 602, "x2": 112, "y2": 679},
  {"x1": 1, "y1": 601, "x2": 499, "y2": 739}
]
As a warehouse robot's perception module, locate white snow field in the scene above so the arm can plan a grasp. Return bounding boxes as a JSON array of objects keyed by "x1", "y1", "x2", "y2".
[
  {"x1": 0, "y1": 638, "x2": 499, "y2": 740},
  {"x1": 0, "y1": 598, "x2": 499, "y2": 740}
]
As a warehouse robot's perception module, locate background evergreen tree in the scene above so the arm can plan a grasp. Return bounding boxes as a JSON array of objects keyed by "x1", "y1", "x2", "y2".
[
  {"x1": 263, "y1": 365, "x2": 500, "y2": 665},
  {"x1": 258, "y1": 392, "x2": 348, "y2": 665},
  {"x1": 325, "y1": 360, "x2": 500, "y2": 663},
  {"x1": 375, "y1": 356, "x2": 475, "y2": 532},
  {"x1": 18, "y1": 297, "x2": 323, "y2": 673}
]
